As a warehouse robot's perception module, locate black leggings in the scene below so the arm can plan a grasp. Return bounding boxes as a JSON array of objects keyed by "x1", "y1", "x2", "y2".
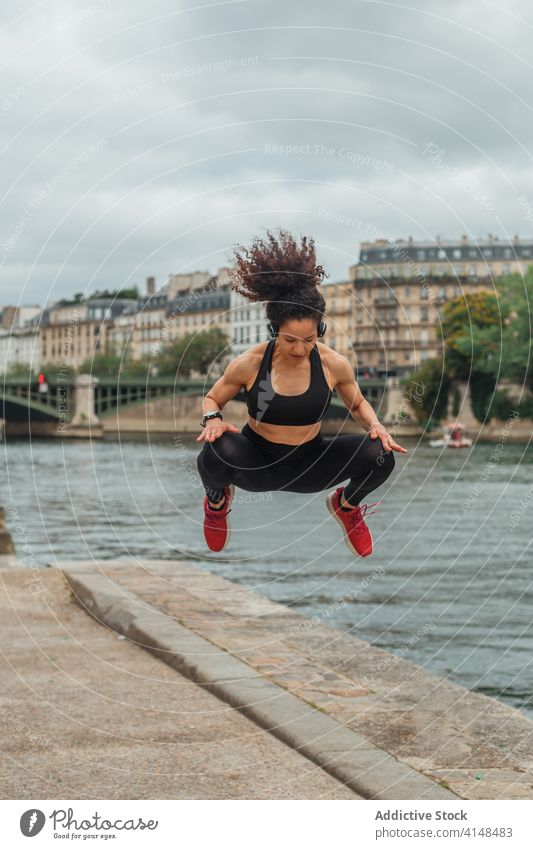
[{"x1": 197, "y1": 423, "x2": 395, "y2": 506}]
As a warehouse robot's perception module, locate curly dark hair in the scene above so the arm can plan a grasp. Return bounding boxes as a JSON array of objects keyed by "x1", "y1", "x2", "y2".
[{"x1": 229, "y1": 229, "x2": 328, "y2": 330}]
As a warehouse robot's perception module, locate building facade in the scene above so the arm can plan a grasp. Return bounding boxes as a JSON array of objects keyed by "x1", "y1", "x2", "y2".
[
  {"x1": 167, "y1": 279, "x2": 231, "y2": 351},
  {"x1": 320, "y1": 281, "x2": 355, "y2": 366},
  {"x1": 351, "y1": 235, "x2": 533, "y2": 281},
  {"x1": 108, "y1": 274, "x2": 232, "y2": 362},
  {"x1": 164, "y1": 270, "x2": 213, "y2": 301},
  {"x1": 348, "y1": 235, "x2": 533, "y2": 376},
  {"x1": 0, "y1": 327, "x2": 40, "y2": 374},
  {"x1": 40, "y1": 298, "x2": 137, "y2": 370}
]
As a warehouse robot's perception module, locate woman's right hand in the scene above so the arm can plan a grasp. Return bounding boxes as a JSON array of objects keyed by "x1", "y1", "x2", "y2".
[{"x1": 196, "y1": 420, "x2": 240, "y2": 443}]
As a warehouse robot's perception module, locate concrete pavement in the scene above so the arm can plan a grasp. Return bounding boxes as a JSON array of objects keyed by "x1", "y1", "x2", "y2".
[{"x1": 0, "y1": 567, "x2": 360, "y2": 799}]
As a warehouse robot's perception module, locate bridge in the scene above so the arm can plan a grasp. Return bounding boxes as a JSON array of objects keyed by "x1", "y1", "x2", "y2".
[{"x1": 0, "y1": 374, "x2": 389, "y2": 434}]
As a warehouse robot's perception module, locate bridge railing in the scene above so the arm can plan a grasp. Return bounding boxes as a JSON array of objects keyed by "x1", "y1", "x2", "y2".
[{"x1": 2, "y1": 376, "x2": 388, "y2": 422}]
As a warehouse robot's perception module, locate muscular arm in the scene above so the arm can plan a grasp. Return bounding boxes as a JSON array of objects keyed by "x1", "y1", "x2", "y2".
[
  {"x1": 201, "y1": 354, "x2": 251, "y2": 416},
  {"x1": 332, "y1": 356, "x2": 408, "y2": 454},
  {"x1": 333, "y1": 358, "x2": 381, "y2": 430}
]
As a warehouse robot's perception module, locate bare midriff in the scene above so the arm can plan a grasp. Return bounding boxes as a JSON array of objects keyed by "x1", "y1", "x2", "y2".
[{"x1": 246, "y1": 416, "x2": 322, "y2": 445}]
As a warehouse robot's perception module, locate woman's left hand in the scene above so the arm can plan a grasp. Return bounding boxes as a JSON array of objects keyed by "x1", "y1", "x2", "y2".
[{"x1": 369, "y1": 423, "x2": 408, "y2": 453}]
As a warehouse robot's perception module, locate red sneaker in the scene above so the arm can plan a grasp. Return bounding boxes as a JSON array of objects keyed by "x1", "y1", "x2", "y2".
[
  {"x1": 326, "y1": 487, "x2": 379, "y2": 558},
  {"x1": 203, "y1": 485, "x2": 235, "y2": 552}
]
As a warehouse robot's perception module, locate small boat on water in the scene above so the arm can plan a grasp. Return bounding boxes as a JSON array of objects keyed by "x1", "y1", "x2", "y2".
[{"x1": 429, "y1": 421, "x2": 473, "y2": 449}]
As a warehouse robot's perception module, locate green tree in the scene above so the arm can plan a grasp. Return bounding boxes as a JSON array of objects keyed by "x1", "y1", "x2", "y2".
[
  {"x1": 440, "y1": 290, "x2": 504, "y2": 378},
  {"x1": 55, "y1": 292, "x2": 85, "y2": 307},
  {"x1": 439, "y1": 290, "x2": 504, "y2": 422},
  {"x1": 400, "y1": 273, "x2": 533, "y2": 426},
  {"x1": 78, "y1": 352, "x2": 151, "y2": 379},
  {"x1": 2, "y1": 362, "x2": 37, "y2": 381},
  {"x1": 487, "y1": 267, "x2": 533, "y2": 388},
  {"x1": 403, "y1": 357, "x2": 451, "y2": 425},
  {"x1": 39, "y1": 364, "x2": 77, "y2": 384},
  {"x1": 156, "y1": 327, "x2": 229, "y2": 378},
  {"x1": 90, "y1": 286, "x2": 139, "y2": 300}
]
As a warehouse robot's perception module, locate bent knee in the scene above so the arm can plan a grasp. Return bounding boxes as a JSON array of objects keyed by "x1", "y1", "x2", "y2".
[
  {"x1": 375, "y1": 442, "x2": 396, "y2": 474},
  {"x1": 200, "y1": 432, "x2": 240, "y2": 468}
]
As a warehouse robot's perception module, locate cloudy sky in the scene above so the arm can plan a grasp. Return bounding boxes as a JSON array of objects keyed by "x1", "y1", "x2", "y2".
[{"x1": 2, "y1": 0, "x2": 533, "y2": 305}]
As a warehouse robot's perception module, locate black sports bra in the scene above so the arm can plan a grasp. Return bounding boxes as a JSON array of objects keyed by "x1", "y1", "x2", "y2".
[{"x1": 244, "y1": 339, "x2": 333, "y2": 426}]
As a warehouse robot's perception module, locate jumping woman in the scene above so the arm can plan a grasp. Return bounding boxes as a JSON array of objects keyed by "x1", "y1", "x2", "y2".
[{"x1": 196, "y1": 230, "x2": 407, "y2": 556}]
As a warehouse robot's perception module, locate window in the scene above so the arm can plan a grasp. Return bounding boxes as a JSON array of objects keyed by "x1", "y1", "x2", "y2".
[
  {"x1": 438, "y1": 249, "x2": 446, "y2": 259},
  {"x1": 404, "y1": 351, "x2": 411, "y2": 360},
  {"x1": 421, "y1": 307, "x2": 429, "y2": 322},
  {"x1": 420, "y1": 287, "x2": 429, "y2": 300},
  {"x1": 420, "y1": 328, "x2": 429, "y2": 343},
  {"x1": 453, "y1": 249, "x2": 461, "y2": 259},
  {"x1": 438, "y1": 287, "x2": 446, "y2": 299},
  {"x1": 468, "y1": 266, "x2": 477, "y2": 277},
  {"x1": 504, "y1": 248, "x2": 512, "y2": 258},
  {"x1": 404, "y1": 286, "x2": 411, "y2": 298}
]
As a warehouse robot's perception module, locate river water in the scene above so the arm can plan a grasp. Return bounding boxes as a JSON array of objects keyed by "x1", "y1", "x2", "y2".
[{"x1": 3, "y1": 432, "x2": 533, "y2": 716}]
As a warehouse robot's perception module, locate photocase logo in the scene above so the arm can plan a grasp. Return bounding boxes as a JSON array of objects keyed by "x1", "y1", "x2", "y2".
[{"x1": 20, "y1": 809, "x2": 46, "y2": 836}]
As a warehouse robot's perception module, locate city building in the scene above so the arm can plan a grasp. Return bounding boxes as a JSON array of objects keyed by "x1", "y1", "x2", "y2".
[
  {"x1": 0, "y1": 327, "x2": 40, "y2": 374},
  {"x1": 127, "y1": 294, "x2": 169, "y2": 360},
  {"x1": 230, "y1": 296, "x2": 270, "y2": 356},
  {"x1": 166, "y1": 271, "x2": 231, "y2": 350},
  {"x1": 106, "y1": 303, "x2": 143, "y2": 361},
  {"x1": 0, "y1": 305, "x2": 41, "y2": 330},
  {"x1": 108, "y1": 271, "x2": 232, "y2": 362},
  {"x1": 348, "y1": 235, "x2": 533, "y2": 376},
  {"x1": 40, "y1": 298, "x2": 137, "y2": 370},
  {"x1": 320, "y1": 281, "x2": 355, "y2": 365},
  {"x1": 351, "y1": 234, "x2": 533, "y2": 281},
  {"x1": 163, "y1": 270, "x2": 212, "y2": 301}
]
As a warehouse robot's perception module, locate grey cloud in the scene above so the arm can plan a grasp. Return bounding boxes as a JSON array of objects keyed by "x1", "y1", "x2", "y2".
[{"x1": 1, "y1": 0, "x2": 533, "y2": 304}]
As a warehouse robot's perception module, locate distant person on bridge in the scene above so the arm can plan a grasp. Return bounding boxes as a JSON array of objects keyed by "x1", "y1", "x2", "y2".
[{"x1": 196, "y1": 230, "x2": 407, "y2": 557}]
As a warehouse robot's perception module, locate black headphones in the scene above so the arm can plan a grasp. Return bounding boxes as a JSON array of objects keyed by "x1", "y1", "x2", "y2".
[{"x1": 267, "y1": 320, "x2": 327, "y2": 338}]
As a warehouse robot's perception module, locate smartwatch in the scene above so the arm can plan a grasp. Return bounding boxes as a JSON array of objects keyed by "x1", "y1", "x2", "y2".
[{"x1": 201, "y1": 411, "x2": 223, "y2": 428}]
